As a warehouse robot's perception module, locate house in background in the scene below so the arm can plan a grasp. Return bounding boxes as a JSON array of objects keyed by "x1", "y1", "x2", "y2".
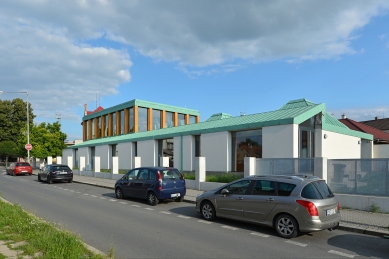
[
  {"x1": 340, "y1": 114, "x2": 389, "y2": 158},
  {"x1": 360, "y1": 117, "x2": 389, "y2": 134}
]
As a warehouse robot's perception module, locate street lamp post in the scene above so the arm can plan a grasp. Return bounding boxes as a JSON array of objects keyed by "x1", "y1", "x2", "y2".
[{"x1": 0, "y1": 91, "x2": 30, "y2": 163}]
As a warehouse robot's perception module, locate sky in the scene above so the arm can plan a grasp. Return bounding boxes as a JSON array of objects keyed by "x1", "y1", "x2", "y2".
[{"x1": 0, "y1": 0, "x2": 389, "y2": 141}]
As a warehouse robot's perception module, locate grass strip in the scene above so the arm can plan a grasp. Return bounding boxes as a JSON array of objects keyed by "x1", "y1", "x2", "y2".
[{"x1": 0, "y1": 197, "x2": 109, "y2": 259}]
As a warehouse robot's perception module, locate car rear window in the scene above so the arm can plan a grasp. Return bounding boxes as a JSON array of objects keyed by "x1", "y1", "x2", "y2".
[
  {"x1": 301, "y1": 180, "x2": 334, "y2": 199},
  {"x1": 17, "y1": 163, "x2": 30, "y2": 167},
  {"x1": 53, "y1": 166, "x2": 71, "y2": 171},
  {"x1": 161, "y1": 169, "x2": 183, "y2": 181}
]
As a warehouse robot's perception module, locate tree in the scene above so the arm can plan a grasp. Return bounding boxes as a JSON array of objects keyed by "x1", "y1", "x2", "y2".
[
  {"x1": 18, "y1": 122, "x2": 67, "y2": 159},
  {"x1": 0, "y1": 98, "x2": 35, "y2": 144},
  {"x1": 0, "y1": 141, "x2": 18, "y2": 167}
]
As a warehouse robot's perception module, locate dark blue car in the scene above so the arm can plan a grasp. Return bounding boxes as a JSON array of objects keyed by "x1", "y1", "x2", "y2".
[{"x1": 114, "y1": 167, "x2": 186, "y2": 206}]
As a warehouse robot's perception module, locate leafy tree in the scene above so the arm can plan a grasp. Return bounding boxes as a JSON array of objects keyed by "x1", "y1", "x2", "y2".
[
  {"x1": 0, "y1": 141, "x2": 18, "y2": 167},
  {"x1": 0, "y1": 98, "x2": 34, "y2": 144},
  {"x1": 18, "y1": 122, "x2": 67, "y2": 159}
]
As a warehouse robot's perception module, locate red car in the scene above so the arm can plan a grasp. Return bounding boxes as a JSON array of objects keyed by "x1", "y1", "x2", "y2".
[{"x1": 7, "y1": 162, "x2": 33, "y2": 176}]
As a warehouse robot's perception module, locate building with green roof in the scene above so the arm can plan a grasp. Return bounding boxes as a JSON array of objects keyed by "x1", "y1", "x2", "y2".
[{"x1": 63, "y1": 98, "x2": 373, "y2": 172}]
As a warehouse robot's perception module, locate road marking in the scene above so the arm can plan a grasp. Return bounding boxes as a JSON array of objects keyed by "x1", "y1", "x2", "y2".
[
  {"x1": 198, "y1": 220, "x2": 212, "y2": 224},
  {"x1": 91, "y1": 195, "x2": 97, "y2": 197},
  {"x1": 178, "y1": 215, "x2": 191, "y2": 219},
  {"x1": 131, "y1": 205, "x2": 141, "y2": 208},
  {"x1": 285, "y1": 240, "x2": 308, "y2": 247},
  {"x1": 109, "y1": 199, "x2": 116, "y2": 202},
  {"x1": 145, "y1": 208, "x2": 154, "y2": 211},
  {"x1": 250, "y1": 232, "x2": 270, "y2": 238},
  {"x1": 119, "y1": 202, "x2": 127, "y2": 204},
  {"x1": 100, "y1": 197, "x2": 107, "y2": 200},
  {"x1": 83, "y1": 193, "x2": 89, "y2": 196},
  {"x1": 69, "y1": 190, "x2": 75, "y2": 192},
  {"x1": 160, "y1": 211, "x2": 171, "y2": 214},
  {"x1": 63, "y1": 189, "x2": 69, "y2": 191},
  {"x1": 328, "y1": 250, "x2": 355, "y2": 258},
  {"x1": 222, "y1": 226, "x2": 237, "y2": 230}
]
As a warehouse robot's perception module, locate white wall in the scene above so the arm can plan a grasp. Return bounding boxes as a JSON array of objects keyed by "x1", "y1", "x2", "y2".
[
  {"x1": 118, "y1": 142, "x2": 134, "y2": 169},
  {"x1": 173, "y1": 136, "x2": 182, "y2": 170},
  {"x1": 201, "y1": 131, "x2": 231, "y2": 172},
  {"x1": 373, "y1": 144, "x2": 389, "y2": 158},
  {"x1": 321, "y1": 130, "x2": 361, "y2": 159},
  {"x1": 78, "y1": 147, "x2": 89, "y2": 170},
  {"x1": 183, "y1": 135, "x2": 195, "y2": 171},
  {"x1": 263, "y1": 124, "x2": 298, "y2": 158},
  {"x1": 138, "y1": 140, "x2": 157, "y2": 166},
  {"x1": 62, "y1": 149, "x2": 73, "y2": 167},
  {"x1": 96, "y1": 145, "x2": 109, "y2": 169},
  {"x1": 361, "y1": 140, "x2": 373, "y2": 158}
]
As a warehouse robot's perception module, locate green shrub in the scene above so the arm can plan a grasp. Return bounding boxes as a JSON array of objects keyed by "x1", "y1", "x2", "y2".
[
  {"x1": 206, "y1": 174, "x2": 240, "y2": 183},
  {"x1": 370, "y1": 203, "x2": 380, "y2": 213},
  {"x1": 183, "y1": 172, "x2": 195, "y2": 180}
]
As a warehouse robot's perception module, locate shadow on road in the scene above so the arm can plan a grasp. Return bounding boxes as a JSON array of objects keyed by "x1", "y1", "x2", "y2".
[{"x1": 327, "y1": 234, "x2": 389, "y2": 258}]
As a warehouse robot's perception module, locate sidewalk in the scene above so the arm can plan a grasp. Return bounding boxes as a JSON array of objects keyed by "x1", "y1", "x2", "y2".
[{"x1": 38, "y1": 171, "x2": 389, "y2": 238}]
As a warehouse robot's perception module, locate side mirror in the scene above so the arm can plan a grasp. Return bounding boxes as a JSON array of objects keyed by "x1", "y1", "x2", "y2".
[{"x1": 221, "y1": 189, "x2": 230, "y2": 196}]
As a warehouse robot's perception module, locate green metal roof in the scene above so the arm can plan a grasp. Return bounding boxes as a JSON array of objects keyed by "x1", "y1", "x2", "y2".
[
  {"x1": 83, "y1": 99, "x2": 200, "y2": 121},
  {"x1": 69, "y1": 98, "x2": 372, "y2": 149}
]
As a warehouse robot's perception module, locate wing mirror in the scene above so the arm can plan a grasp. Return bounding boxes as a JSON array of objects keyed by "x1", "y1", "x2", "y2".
[{"x1": 221, "y1": 189, "x2": 230, "y2": 196}]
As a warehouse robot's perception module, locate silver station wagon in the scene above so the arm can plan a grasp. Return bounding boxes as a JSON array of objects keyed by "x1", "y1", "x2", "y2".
[{"x1": 196, "y1": 175, "x2": 341, "y2": 238}]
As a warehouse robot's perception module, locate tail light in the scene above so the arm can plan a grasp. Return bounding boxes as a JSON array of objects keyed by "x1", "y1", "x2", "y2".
[
  {"x1": 296, "y1": 200, "x2": 319, "y2": 216},
  {"x1": 157, "y1": 171, "x2": 163, "y2": 191},
  {"x1": 337, "y1": 203, "x2": 341, "y2": 211}
]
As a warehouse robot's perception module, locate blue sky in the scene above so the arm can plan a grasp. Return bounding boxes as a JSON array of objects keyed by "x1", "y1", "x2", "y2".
[{"x1": 0, "y1": 1, "x2": 388, "y2": 141}]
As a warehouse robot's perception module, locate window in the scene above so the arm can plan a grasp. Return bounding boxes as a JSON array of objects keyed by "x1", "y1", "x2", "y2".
[
  {"x1": 178, "y1": 114, "x2": 185, "y2": 126},
  {"x1": 161, "y1": 169, "x2": 183, "y2": 181},
  {"x1": 189, "y1": 115, "x2": 196, "y2": 124},
  {"x1": 301, "y1": 181, "x2": 334, "y2": 199},
  {"x1": 195, "y1": 135, "x2": 201, "y2": 157},
  {"x1": 112, "y1": 112, "x2": 117, "y2": 135},
  {"x1": 152, "y1": 109, "x2": 161, "y2": 130},
  {"x1": 166, "y1": 112, "x2": 174, "y2": 128},
  {"x1": 129, "y1": 108, "x2": 134, "y2": 133},
  {"x1": 123, "y1": 169, "x2": 139, "y2": 180},
  {"x1": 105, "y1": 115, "x2": 108, "y2": 136},
  {"x1": 120, "y1": 110, "x2": 124, "y2": 134},
  {"x1": 277, "y1": 182, "x2": 296, "y2": 196},
  {"x1": 251, "y1": 180, "x2": 276, "y2": 195},
  {"x1": 138, "y1": 169, "x2": 149, "y2": 180},
  {"x1": 232, "y1": 129, "x2": 263, "y2": 172},
  {"x1": 138, "y1": 107, "x2": 148, "y2": 132},
  {"x1": 218, "y1": 180, "x2": 251, "y2": 195}
]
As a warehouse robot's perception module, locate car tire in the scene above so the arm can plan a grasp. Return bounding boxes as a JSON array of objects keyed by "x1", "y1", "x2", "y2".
[
  {"x1": 175, "y1": 196, "x2": 184, "y2": 202},
  {"x1": 275, "y1": 214, "x2": 299, "y2": 238},
  {"x1": 47, "y1": 176, "x2": 53, "y2": 184},
  {"x1": 115, "y1": 187, "x2": 124, "y2": 199},
  {"x1": 147, "y1": 192, "x2": 159, "y2": 206},
  {"x1": 12, "y1": 171, "x2": 15, "y2": 176},
  {"x1": 38, "y1": 174, "x2": 42, "y2": 182},
  {"x1": 201, "y1": 201, "x2": 216, "y2": 221},
  {"x1": 68, "y1": 179, "x2": 73, "y2": 183}
]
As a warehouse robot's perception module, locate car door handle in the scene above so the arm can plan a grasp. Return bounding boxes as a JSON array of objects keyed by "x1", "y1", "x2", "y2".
[
  {"x1": 237, "y1": 197, "x2": 244, "y2": 200},
  {"x1": 267, "y1": 198, "x2": 274, "y2": 201}
]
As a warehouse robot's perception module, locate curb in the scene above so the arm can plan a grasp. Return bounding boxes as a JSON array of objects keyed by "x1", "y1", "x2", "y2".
[{"x1": 338, "y1": 224, "x2": 389, "y2": 238}]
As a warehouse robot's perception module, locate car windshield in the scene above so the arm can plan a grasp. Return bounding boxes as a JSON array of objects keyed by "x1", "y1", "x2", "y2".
[
  {"x1": 17, "y1": 163, "x2": 30, "y2": 167},
  {"x1": 161, "y1": 169, "x2": 183, "y2": 180},
  {"x1": 301, "y1": 180, "x2": 334, "y2": 199}
]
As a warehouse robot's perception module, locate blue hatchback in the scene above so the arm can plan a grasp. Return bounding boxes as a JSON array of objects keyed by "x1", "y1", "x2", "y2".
[{"x1": 114, "y1": 167, "x2": 186, "y2": 205}]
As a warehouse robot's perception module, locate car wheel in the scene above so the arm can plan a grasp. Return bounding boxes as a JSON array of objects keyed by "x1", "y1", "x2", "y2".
[
  {"x1": 175, "y1": 196, "x2": 184, "y2": 202},
  {"x1": 38, "y1": 174, "x2": 42, "y2": 182},
  {"x1": 115, "y1": 187, "x2": 123, "y2": 199},
  {"x1": 47, "y1": 176, "x2": 53, "y2": 184},
  {"x1": 147, "y1": 192, "x2": 159, "y2": 206},
  {"x1": 201, "y1": 201, "x2": 216, "y2": 221},
  {"x1": 68, "y1": 179, "x2": 73, "y2": 183},
  {"x1": 275, "y1": 214, "x2": 299, "y2": 238},
  {"x1": 12, "y1": 171, "x2": 15, "y2": 176}
]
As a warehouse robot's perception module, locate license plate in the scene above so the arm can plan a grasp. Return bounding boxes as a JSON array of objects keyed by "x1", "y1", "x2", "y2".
[
  {"x1": 59, "y1": 172, "x2": 68, "y2": 174},
  {"x1": 171, "y1": 193, "x2": 180, "y2": 198},
  {"x1": 326, "y1": 208, "x2": 336, "y2": 216},
  {"x1": 22, "y1": 171, "x2": 28, "y2": 172}
]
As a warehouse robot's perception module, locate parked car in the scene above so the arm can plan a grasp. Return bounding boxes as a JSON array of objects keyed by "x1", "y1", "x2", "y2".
[
  {"x1": 6, "y1": 162, "x2": 33, "y2": 176},
  {"x1": 38, "y1": 164, "x2": 73, "y2": 184},
  {"x1": 115, "y1": 167, "x2": 186, "y2": 206},
  {"x1": 196, "y1": 174, "x2": 341, "y2": 238}
]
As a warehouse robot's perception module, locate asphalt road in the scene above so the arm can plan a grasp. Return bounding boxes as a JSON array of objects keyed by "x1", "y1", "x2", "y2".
[{"x1": 1, "y1": 170, "x2": 388, "y2": 259}]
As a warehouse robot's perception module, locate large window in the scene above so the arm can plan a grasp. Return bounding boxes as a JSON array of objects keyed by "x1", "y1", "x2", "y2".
[
  {"x1": 166, "y1": 111, "x2": 174, "y2": 127},
  {"x1": 195, "y1": 135, "x2": 201, "y2": 157},
  {"x1": 85, "y1": 122, "x2": 89, "y2": 140},
  {"x1": 178, "y1": 114, "x2": 185, "y2": 126},
  {"x1": 138, "y1": 107, "x2": 148, "y2": 132},
  {"x1": 158, "y1": 138, "x2": 174, "y2": 167},
  {"x1": 120, "y1": 110, "x2": 124, "y2": 134},
  {"x1": 97, "y1": 117, "x2": 101, "y2": 138},
  {"x1": 92, "y1": 119, "x2": 95, "y2": 139},
  {"x1": 299, "y1": 115, "x2": 319, "y2": 158},
  {"x1": 152, "y1": 109, "x2": 161, "y2": 130},
  {"x1": 105, "y1": 115, "x2": 108, "y2": 136},
  {"x1": 112, "y1": 112, "x2": 117, "y2": 135},
  {"x1": 129, "y1": 108, "x2": 134, "y2": 133},
  {"x1": 232, "y1": 129, "x2": 263, "y2": 172},
  {"x1": 189, "y1": 115, "x2": 196, "y2": 124}
]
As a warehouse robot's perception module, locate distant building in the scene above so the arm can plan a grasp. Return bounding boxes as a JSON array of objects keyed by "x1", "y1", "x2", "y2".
[{"x1": 359, "y1": 117, "x2": 389, "y2": 134}]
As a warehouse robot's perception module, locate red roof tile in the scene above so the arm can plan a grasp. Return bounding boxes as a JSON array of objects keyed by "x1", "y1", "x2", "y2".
[{"x1": 339, "y1": 118, "x2": 389, "y2": 142}]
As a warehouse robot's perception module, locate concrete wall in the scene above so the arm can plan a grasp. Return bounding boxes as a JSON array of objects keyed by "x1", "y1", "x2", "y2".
[
  {"x1": 173, "y1": 136, "x2": 182, "y2": 171},
  {"x1": 138, "y1": 139, "x2": 157, "y2": 167},
  {"x1": 182, "y1": 135, "x2": 195, "y2": 171},
  {"x1": 96, "y1": 145, "x2": 109, "y2": 169},
  {"x1": 263, "y1": 124, "x2": 298, "y2": 158},
  {"x1": 78, "y1": 147, "x2": 89, "y2": 171},
  {"x1": 201, "y1": 131, "x2": 231, "y2": 172},
  {"x1": 321, "y1": 130, "x2": 361, "y2": 159},
  {"x1": 361, "y1": 140, "x2": 373, "y2": 158},
  {"x1": 374, "y1": 144, "x2": 389, "y2": 158},
  {"x1": 62, "y1": 149, "x2": 73, "y2": 167},
  {"x1": 118, "y1": 142, "x2": 134, "y2": 170}
]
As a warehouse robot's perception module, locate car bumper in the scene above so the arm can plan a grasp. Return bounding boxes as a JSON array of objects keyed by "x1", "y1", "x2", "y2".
[
  {"x1": 298, "y1": 213, "x2": 342, "y2": 232},
  {"x1": 157, "y1": 189, "x2": 186, "y2": 199},
  {"x1": 50, "y1": 175, "x2": 73, "y2": 181},
  {"x1": 15, "y1": 171, "x2": 32, "y2": 175}
]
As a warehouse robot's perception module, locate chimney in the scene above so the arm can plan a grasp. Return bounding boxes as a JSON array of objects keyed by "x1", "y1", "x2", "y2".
[
  {"x1": 84, "y1": 104, "x2": 88, "y2": 116},
  {"x1": 341, "y1": 113, "x2": 346, "y2": 119},
  {"x1": 375, "y1": 116, "x2": 379, "y2": 120}
]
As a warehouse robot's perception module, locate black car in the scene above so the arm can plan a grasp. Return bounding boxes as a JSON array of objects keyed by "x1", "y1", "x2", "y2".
[
  {"x1": 115, "y1": 167, "x2": 186, "y2": 206},
  {"x1": 38, "y1": 164, "x2": 73, "y2": 184}
]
